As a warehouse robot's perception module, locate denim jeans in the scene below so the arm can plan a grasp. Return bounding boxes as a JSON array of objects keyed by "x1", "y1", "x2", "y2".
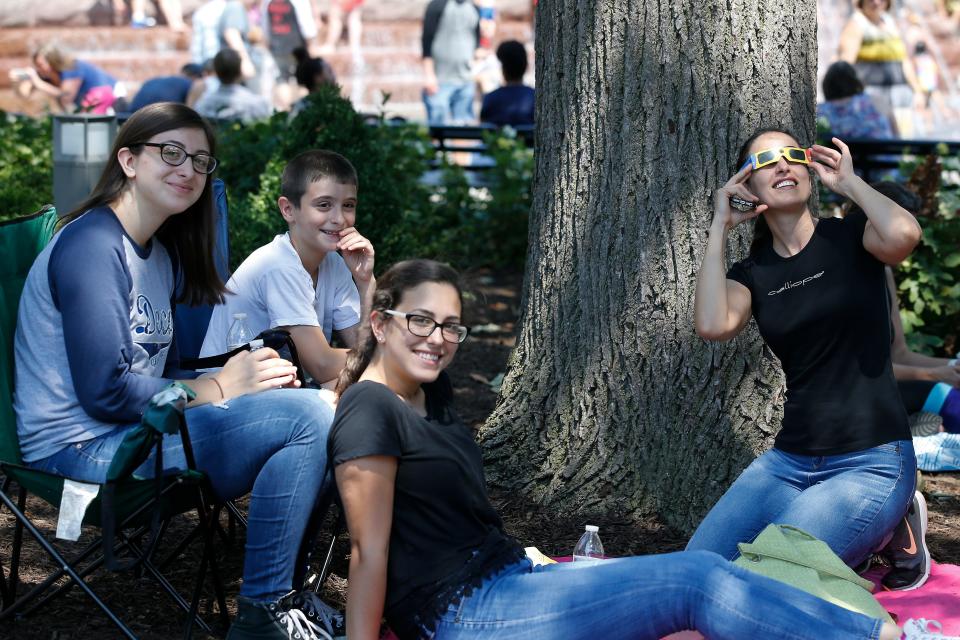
[
  {"x1": 686, "y1": 441, "x2": 916, "y2": 567},
  {"x1": 29, "y1": 388, "x2": 333, "y2": 602},
  {"x1": 428, "y1": 552, "x2": 883, "y2": 639},
  {"x1": 423, "y1": 82, "x2": 476, "y2": 125}
]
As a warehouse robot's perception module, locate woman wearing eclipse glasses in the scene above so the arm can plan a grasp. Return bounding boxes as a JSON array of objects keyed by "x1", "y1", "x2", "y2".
[{"x1": 689, "y1": 128, "x2": 923, "y2": 574}]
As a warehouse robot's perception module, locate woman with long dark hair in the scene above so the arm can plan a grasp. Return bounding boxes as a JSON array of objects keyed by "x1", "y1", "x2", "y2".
[
  {"x1": 14, "y1": 102, "x2": 339, "y2": 639},
  {"x1": 328, "y1": 259, "x2": 903, "y2": 640},
  {"x1": 689, "y1": 128, "x2": 922, "y2": 577}
]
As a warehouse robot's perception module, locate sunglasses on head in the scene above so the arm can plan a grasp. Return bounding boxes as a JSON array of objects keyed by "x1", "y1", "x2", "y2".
[{"x1": 740, "y1": 146, "x2": 812, "y2": 172}]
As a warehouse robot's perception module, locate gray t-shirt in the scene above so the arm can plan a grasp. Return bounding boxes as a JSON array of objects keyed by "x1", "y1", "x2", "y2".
[
  {"x1": 422, "y1": 0, "x2": 480, "y2": 85},
  {"x1": 14, "y1": 208, "x2": 182, "y2": 462}
]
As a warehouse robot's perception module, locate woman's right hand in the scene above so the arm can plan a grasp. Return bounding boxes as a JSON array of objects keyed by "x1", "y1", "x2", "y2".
[
  {"x1": 215, "y1": 348, "x2": 301, "y2": 399},
  {"x1": 712, "y1": 164, "x2": 768, "y2": 233}
]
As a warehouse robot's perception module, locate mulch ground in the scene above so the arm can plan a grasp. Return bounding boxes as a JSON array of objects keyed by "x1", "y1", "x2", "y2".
[{"x1": 2, "y1": 270, "x2": 958, "y2": 638}]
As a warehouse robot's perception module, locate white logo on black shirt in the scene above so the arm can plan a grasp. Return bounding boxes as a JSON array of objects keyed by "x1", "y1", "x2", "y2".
[{"x1": 767, "y1": 271, "x2": 825, "y2": 296}]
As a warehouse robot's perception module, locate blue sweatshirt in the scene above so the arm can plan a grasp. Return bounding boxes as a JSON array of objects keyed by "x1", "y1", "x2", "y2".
[{"x1": 13, "y1": 207, "x2": 194, "y2": 463}]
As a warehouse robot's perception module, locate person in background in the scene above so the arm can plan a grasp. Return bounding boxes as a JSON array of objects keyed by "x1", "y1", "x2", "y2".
[
  {"x1": 817, "y1": 61, "x2": 894, "y2": 140},
  {"x1": 910, "y1": 42, "x2": 954, "y2": 136},
  {"x1": 190, "y1": 0, "x2": 228, "y2": 66},
  {"x1": 480, "y1": 40, "x2": 535, "y2": 127},
  {"x1": 194, "y1": 48, "x2": 272, "y2": 123},
  {"x1": 113, "y1": 0, "x2": 185, "y2": 30},
  {"x1": 421, "y1": 0, "x2": 481, "y2": 125},
  {"x1": 246, "y1": 26, "x2": 280, "y2": 105},
  {"x1": 262, "y1": 0, "x2": 321, "y2": 109},
  {"x1": 289, "y1": 49, "x2": 338, "y2": 117},
  {"x1": 10, "y1": 43, "x2": 120, "y2": 114},
  {"x1": 127, "y1": 64, "x2": 204, "y2": 113},
  {"x1": 838, "y1": 0, "x2": 924, "y2": 137},
  {"x1": 220, "y1": 0, "x2": 261, "y2": 80},
  {"x1": 319, "y1": 0, "x2": 365, "y2": 67}
]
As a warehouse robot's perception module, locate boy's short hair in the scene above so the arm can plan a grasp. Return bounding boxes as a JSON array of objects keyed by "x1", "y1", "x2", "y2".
[
  {"x1": 281, "y1": 149, "x2": 358, "y2": 206},
  {"x1": 496, "y1": 40, "x2": 528, "y2": 82},
  {"x1": 213, "y1": 49, "x2": 242, "y2": 85}
]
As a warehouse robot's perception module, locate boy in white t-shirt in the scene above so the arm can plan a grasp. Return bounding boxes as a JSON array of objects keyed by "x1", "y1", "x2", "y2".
[{"x1": 200, "y1": 149, "x2": 374, "y2": 385}]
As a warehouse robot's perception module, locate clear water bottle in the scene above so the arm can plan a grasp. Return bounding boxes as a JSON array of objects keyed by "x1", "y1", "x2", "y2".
[
  {"x1": 226, "y1": 313, "x2": 254, "y2": 351},
  {"x1": 573, "y1": 525, "x2": 604, "y2": 562}
]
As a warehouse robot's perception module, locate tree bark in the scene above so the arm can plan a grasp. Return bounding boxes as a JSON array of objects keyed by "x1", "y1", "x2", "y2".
[{"x1": 478, "y1": 0, "x2": 817, "y2": 533}]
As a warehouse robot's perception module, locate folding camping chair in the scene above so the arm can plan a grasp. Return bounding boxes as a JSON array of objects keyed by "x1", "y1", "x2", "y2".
[{"x1": 0, "y1": 206, "x2": 229, "y2": 639}]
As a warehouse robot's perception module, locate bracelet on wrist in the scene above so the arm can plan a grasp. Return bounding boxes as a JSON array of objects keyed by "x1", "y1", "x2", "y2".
[{"x1": 210, "y1": 376, "x2": 225, "y2": 400}]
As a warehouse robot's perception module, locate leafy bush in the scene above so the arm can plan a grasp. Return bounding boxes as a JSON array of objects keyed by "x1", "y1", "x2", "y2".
[
  {"x1": 894, "y1": 151, "x2": 960, "y2": 356},
  {"x1": 0, "y1": 114, "x2": 53, "y2": 220}
]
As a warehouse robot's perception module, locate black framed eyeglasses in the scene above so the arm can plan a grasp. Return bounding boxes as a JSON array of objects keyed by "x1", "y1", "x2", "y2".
[
  {"x1": 131, "y1": 142, "x2": 219, "y2": 174},
  {"x1": 383, "y1": 310, "x2": 470, "y2": 344}
]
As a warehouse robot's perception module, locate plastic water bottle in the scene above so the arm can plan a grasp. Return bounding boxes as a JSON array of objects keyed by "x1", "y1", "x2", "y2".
[
  {"x1": 225, "y1": 313, "x2": 254, "y2": 351},
  {"x1": 573, "y1": 525, "x2": 604, "y2": 562}
]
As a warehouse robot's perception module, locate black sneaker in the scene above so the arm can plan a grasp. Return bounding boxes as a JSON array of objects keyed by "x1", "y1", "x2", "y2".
[
  {"x1": 881, "y1": 491, "x2": 931, "y2": 591},
  {"x1": 228, "y1": 594, "x2": 332, "y2": 640},
  {"x1": 283, "y1": 590, "x2": 345, "y2": 639}
]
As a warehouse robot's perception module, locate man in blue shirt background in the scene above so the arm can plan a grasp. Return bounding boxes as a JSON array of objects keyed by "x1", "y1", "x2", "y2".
[{"x1": 480, "y1": 40, "x2": 534, "y2": 127}]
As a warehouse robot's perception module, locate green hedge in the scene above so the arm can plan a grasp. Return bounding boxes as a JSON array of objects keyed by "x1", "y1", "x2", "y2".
[
  {"x1": 0, "y1": 114, "x2": 53, "y2": 219},
  {"x1": 896, "y1": 150, "x2": 960, "y2": 356}
]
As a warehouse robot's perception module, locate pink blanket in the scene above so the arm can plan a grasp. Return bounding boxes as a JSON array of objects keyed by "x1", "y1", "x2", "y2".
[
  {"x1": 662, "y1": 562, "x2": 960, "y2": 640},
  {"x1": 870, "y1": 562, "x2": 960, "y2": 634}
]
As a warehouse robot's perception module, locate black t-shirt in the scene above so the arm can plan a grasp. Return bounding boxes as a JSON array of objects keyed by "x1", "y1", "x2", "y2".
[
  {"x1": 727, "y1": 212, "x2": 910, "y2": 455},
  {"x1": 329, "y1": 374, "x2": 523, "y2": 638},
  {"x1": 264, "y1": 0, "x2": 305, "y2": 77}
]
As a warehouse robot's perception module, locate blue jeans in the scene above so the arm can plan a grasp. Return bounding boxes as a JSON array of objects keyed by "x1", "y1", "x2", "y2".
[
  {"x1": 428, "y1": 552, "x2": 883, "y2": 639},
  {"x1": 29, "y1": 388, "x2": 333, "y2": 602},
  {"x1": 686, "y1": 441, "x2": 915, "y2": 567},
  {"x1": 423, "y1": 82, "x2": 476, "y2": 125}
]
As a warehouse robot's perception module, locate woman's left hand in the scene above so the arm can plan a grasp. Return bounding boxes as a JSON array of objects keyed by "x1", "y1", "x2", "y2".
[
  {"x1": 338, "y1": 227, "x2": 375, "y2": 284},
  {"x1": 810, "y1": 138, "x2": 858, "y2": 199}
]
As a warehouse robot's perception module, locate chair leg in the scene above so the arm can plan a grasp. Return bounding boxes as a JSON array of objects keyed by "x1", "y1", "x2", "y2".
[
  {"x1": 0, "y1": 489, "x2": 138, "y2": 639},
  {"x1": 8, "y1": 484, "x2": 27, "y2": 605},
  {"x1": 0, "y1": 476, "x2": 12, "y2": 607}
]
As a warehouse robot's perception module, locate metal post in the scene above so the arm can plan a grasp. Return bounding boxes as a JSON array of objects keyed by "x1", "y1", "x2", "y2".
[{"x1": 52, "y1": 114, "x2": 117, "y2": 215}]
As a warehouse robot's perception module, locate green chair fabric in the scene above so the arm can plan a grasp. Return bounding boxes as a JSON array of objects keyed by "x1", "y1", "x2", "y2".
[
  {"x1": 0, "y1": 206, "x2": 57, "y2": 471},
  {"x1": 734, "y1": 524, "x2": 894, "y2": 624}
]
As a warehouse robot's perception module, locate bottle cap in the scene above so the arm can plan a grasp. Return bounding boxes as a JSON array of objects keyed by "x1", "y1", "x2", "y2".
[
  {"x1": 585, "y1": 525, "x2": 598, "y2": 532},
  {"x1": 233, "y1": 312, "x2": 247, "y2": 319}
]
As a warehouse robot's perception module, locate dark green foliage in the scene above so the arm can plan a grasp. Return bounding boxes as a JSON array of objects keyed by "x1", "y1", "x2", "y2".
[
  {"x1": 0, "y1": 115, "x2": 53, "y2": 220},
  {"x1": 895, "y1": 150, "x2": 960, "y2": 356}
]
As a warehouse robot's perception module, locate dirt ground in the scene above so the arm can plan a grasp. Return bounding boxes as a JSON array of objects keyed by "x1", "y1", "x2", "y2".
[{"x1": 2, "y1": 270, "x2": 959, "y2": 639}]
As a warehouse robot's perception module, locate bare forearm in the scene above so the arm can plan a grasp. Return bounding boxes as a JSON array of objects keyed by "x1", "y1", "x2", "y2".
[
  {"x1": 845, "y1": 177, "x2": 921, "y2": 255},
  {"x1": 346, "y1": 556, "x2": 387, "y2": 640},
  {"x1": 695, "y1": 224, "x2": 731, "y2": 339}
]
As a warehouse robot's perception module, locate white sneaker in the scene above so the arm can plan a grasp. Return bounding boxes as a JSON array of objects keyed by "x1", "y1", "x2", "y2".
[
  {"x1": 285, "y1": 591, "x2": 344, "y2": 639},
  {"x1": 903, "y1": 618, "x2": 960, "y2": 640}
]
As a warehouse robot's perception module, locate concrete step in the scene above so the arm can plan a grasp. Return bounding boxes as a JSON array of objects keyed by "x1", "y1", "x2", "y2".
[
  {"x1": 0, "y1": 20, "x2": 533, "y2": 57},
  {"x1": 0, "y1": 27, "x2": 188, "y2": 57}
]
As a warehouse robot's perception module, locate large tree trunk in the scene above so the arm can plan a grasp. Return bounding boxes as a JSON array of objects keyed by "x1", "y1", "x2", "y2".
[{"x1": 479, "y1": 1, "x2": 817, "y2": 533}]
